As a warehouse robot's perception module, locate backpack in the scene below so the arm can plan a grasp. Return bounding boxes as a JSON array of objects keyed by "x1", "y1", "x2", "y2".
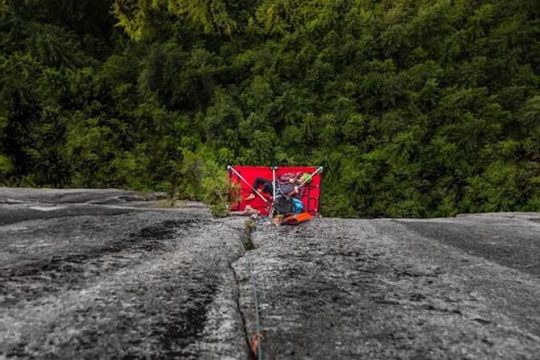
[
  {"x1": 291, "y1": 198, "x2": 304, "y2": 214},
  {"x1": 273, "y1": 196, "x2": 304, "y2": 215},
  {"x1": 281, "y1": 211, "x2": 313, "y2": 225},
  {"x1": 273, "y1": 196, "x2": 294, "y2": 214}
]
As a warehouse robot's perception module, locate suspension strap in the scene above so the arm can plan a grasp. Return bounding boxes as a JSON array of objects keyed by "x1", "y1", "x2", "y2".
[{"x1": 271, "y1": 166, "x2": 277, "y2": 216}]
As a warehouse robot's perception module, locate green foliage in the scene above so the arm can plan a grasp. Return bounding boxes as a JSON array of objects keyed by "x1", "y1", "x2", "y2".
[
  {"x1": 1, "y1": 0, "x2": 539, "y2": 217},
  {"x1": 0, "y1": 153, "x2": 12, "y2": 178},
  {"x1": 0, "y1": 0, "x2": 7, "y2": 17},
  {"x1": 201, "y1": 159, "x2": 237, "y2": 217}
]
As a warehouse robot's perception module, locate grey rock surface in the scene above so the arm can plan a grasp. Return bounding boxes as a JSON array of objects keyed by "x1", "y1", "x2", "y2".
[
  {"x1": 235, "y1": 215, "x2": 540, "y2": 359},
  {"x1": 0, "y1": 188, "x2": 249, "y2": 359},
  {"x1": 1, "y1": 188, "x2": 539, "y2": 359}
]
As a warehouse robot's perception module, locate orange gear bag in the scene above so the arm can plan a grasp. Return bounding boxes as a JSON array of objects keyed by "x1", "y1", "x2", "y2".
[{"x1": 281, "y1": 211, "x2": 313, "y2": 225}]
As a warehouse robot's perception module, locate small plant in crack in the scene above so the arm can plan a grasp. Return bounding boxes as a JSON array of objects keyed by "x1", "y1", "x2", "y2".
[{"x1": 242, "y1": 219, "x2": 256, "y2": 251}]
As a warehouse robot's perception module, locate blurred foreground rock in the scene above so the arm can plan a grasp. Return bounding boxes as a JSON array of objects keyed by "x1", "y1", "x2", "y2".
[{"x1": 0, "y1": 188, "x2": 539, "y2": 359}]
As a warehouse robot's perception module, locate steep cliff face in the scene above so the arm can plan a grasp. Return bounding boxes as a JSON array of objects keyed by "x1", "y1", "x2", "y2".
[
  {"x1": 238, "y1": 214, "x2": 540, "y2": 359},
  {"x1": 1, "y1": 188, "x2": 539, "y2": 359}
]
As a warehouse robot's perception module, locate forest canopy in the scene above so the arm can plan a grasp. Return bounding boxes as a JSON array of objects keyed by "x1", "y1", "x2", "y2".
[{"x1": 0, "y1": 0, "x2": 538, "y2": 217}]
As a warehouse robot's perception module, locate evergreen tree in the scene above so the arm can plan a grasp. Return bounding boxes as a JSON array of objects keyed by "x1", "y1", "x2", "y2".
[{"x1": 0, "y1": 0, "x2": 538, "y2": 216}]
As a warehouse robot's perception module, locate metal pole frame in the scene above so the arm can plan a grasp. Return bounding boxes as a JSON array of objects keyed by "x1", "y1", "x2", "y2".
[
  {"x1": 271, "y1": 166, "x2": 277, "y2": 216},
  {"x1": 227, "y1": 165, "x2": 323, "y2": 215},
  {"x1": 297, "y1": 166, "x2": 323, "y2": 188}
]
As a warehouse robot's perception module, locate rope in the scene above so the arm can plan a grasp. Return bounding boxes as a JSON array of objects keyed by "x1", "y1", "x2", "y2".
[{"x1": 248, "y1": 258, "x2": 263, "y2": 360}]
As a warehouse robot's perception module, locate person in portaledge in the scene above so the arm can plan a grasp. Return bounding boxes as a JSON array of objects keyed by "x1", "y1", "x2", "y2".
[{"x1": 244, "y1": 172, "x2": 309, "y2": 200}]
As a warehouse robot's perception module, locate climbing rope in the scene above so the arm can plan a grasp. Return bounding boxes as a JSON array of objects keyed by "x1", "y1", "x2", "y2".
[{"x1": 248, "y1": 258, "x2": 263, "y2": 360}]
